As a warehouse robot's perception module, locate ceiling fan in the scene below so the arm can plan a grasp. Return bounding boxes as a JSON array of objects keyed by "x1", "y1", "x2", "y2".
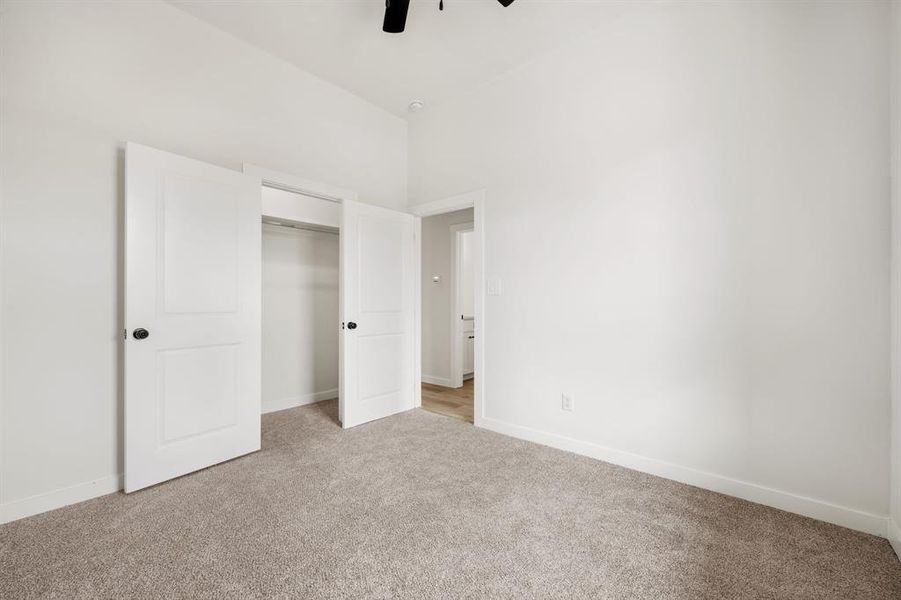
[{"x1": 384, "y1": 0, "x2": 515, "y2": 34}]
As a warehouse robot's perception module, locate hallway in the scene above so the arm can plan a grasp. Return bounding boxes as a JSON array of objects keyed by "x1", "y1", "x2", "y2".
[{"x1": 421, "y1": 379, "x2": 474, "y2": 423}]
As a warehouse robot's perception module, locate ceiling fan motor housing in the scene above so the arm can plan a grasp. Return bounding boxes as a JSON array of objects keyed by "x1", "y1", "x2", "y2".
[
  {"x1": 383, "y1": 0, "x2": 515, "y2": 34},
  {"x1": 383, "y1": 0, "x2": 410, "y2": 34}
]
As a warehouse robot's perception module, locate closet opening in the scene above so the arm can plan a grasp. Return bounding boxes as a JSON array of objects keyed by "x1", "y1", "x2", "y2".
[{"x1": 260, "y1": 185, "x2": 340, "y2": 423}]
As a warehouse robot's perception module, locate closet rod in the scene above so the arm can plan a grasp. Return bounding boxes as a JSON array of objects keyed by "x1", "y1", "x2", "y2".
[
  {"x1": 262, "y1": 181, "x2": 342, "y2": 204},
  {"x1": 263, "y1": 220, "x2": 338, "y2": 235}
]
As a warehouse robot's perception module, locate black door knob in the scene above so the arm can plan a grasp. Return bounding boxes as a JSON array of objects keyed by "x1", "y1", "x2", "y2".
[
  {"x1": 133, "y1": 328, "x2": 150, "y2": 340},
  {"x1": 346, "y1": 322, "x2": 357, "y2": 330}
]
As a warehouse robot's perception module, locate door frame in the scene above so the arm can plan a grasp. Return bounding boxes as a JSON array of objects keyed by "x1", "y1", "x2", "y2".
[
  {"x1": 411, "y1": 190, "x2": 486, "y2": 426},
  {"x1": 450, "y1": 222, "x2": 474, "y2": 389},
  {"x1": 242, "y1": 164, "x2": 357, "y2": 424}
]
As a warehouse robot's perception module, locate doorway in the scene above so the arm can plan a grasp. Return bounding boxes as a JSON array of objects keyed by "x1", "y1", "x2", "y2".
[
  {"x1": 419, "y1": 209, "x2": 474, "y2": 422},
  {"x1": 246, "y1": 164, "x2": 418, "y2": 430},
  {"x1": 258, "y1": 183, "x2": 341, "y2": 418}
]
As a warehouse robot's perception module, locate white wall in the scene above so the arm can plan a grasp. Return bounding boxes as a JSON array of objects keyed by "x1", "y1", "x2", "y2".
[
  {"x1": 262, "y1": 224, "x2": 338, "y2": 414},
  {"x1": 0, "y1": 0, "x2": 406, "y2": 521},
  {"x1": 890, "y1": 0, "x2": 901, "y2": 557},
  {"x1": 421, "y1": 209, "x2": 474, "y2": 385},
  {"x1": 409, "y1": 1, "x2": 891, "y2": 534}
]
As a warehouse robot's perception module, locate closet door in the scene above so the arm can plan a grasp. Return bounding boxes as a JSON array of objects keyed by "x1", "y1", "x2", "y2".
[
  {"x1": 125, "y1": 143, "x2": 261, "y2": 493},
  {"x1": 340, "y1": 199, "x2": 417, "y2": 428}
]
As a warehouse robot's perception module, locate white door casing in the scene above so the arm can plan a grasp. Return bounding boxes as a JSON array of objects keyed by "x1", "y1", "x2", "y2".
[
  {"x1": 451, "y1": 223, "x2": 475, "y2": 388},
  {"x1": 125, "y1": 143, "x2": 261, "y2": 493},
  {"x1": 340, "y1": 199, "x2": 417, "y2": 428},
  {"x1": 411, "y1": 190, "x2": 485, "y2": 425}
]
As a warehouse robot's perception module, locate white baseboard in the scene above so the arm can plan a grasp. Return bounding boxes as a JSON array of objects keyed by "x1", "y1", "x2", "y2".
[
  {"x1": 0, "y1": 473, "x2": 123, "y2": 525},
  {"x1": 0, "y1": 388, "x2": 338, "y2": 526},
  {"x1": 2, "y1": 410, "x2": 889, "y2": 542},
  {"x1": 889, "y1": 518, "x2": 901, "y2": 561},
  {"x1": 262, "y1": 388, "x2": 338, "y2": 415},
  {"x1": 478, "y1": 417, "x2": 888, "y2": 537},
  {"x1": 422, "y1": 374, "x2": 453, "y2": 387}
]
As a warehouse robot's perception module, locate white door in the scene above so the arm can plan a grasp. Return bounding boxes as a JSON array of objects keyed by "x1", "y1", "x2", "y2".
[
  {"x1": 340, "y1": 199, "x2": 417, "y2": 428},
  {"x1": 125, "y1": 143, "x2": 261, "y2": 493}
]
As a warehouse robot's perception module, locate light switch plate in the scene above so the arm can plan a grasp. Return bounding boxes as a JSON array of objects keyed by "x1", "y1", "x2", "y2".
[{"x1": 487, "y1": 278, "x2": 502, "y2": 296}]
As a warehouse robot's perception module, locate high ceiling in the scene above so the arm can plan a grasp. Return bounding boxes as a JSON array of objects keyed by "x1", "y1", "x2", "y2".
[{"x1": 169, "y1": 0, "x2": 630, "y2": 117}]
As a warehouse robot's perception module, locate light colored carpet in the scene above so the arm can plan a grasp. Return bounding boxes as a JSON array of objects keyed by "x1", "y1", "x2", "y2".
[{"x1": 1, "y1": 400, "x2": 899, "y2": 599}]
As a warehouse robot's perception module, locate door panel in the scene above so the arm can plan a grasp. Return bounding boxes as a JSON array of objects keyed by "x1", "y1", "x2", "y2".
[
  {"x1": 359, "y1": 218, "x2": 404, "y2": 312},
  {"x1": 158, "y1": 344, "x2": 239, "y2": 443},
  {"x1": 341, "y1": 200, "x2": 416, "y2": 428},
  {"x1": 125, "y1": 142, "x2": 261, "y2": 493},
  {"x1": 162, "y1": 175, "x2": 240, "y2": 314}
]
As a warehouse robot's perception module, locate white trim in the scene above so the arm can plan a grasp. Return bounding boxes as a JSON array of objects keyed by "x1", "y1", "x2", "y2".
[
  {"x1": 261, "y1": 389, "x2": 339, "y2": 415},
  {"x1": 450, "y1": 222, "x2": 474, "y2": 389},
  {"x1": 422, "y1": 374, "x2": 454, "y2": 387},
  {"x1": 243, "y1": 164, "x2": 358, "y2": 203},
  {"x1": 890, "y1": 0, "x2": 901, "y2": 564},
  {"x1": 0, "y1": 474, "x2": 123, "y2": 525},
  {"x1": 890, "y1": 518, "x2": 901, "y2": 561},
  {"x1": 478, "y1": 416, "x2": 888, "y2": 537},
  {"x1": 414, "y1": 218, "x2": 423, "y2": 408},
  {"x1": 472, "y1": 194, "x2": 486, "y2": 426},
  {"x1": 411, "y1": 190, "x2": 484, "y2": 217},
  {"x1": 0, "y1": 122, "x2": 4, "y2": 513}
]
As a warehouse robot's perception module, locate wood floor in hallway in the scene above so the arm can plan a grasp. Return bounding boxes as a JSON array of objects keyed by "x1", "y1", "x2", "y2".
[{"x1": 421, "y1": 378, "x2": 474, "y2": 423}]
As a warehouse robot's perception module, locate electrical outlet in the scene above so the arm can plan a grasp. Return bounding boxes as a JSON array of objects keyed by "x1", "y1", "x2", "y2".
[{"x1": 561, "y1": 394, "x2": 573, "y2": 412}]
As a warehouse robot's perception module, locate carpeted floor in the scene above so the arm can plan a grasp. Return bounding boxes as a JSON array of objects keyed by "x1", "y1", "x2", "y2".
[{"x1": 1, "y1": 400, "x2": 900, "y2": 599}]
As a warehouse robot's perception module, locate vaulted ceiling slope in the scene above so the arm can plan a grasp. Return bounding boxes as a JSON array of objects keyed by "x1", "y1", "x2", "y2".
[{"x1": 169, "y1": 0, "x2": 630, "y2": 117}]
